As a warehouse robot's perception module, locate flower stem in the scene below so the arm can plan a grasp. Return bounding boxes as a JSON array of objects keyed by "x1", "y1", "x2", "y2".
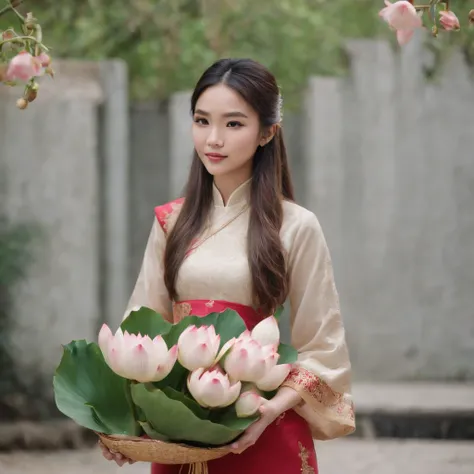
[
  {"x1": 0, "y1": 35, "x2": 47, "y2": 51},
  {"x1": 0, "y1": 1, "x2": 24, "y2": 20},
  {"x1": 127, "y1": 381, "x2": 142, "y2": 435}
]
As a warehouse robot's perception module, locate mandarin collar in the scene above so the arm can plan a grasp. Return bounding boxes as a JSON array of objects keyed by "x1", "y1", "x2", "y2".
[{"x1": 212, "y1": 178, "x2": 252, "y2": 208}]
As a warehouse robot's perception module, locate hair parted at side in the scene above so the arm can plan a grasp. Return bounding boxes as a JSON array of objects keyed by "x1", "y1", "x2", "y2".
[{"x1": 163, "y1": 58, "x2": 295, "y2": 316}]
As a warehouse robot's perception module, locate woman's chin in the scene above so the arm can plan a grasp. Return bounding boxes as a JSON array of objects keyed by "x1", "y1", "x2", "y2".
[{"x1": 202, "y1": 161, "x2": 230, "y2": 176}]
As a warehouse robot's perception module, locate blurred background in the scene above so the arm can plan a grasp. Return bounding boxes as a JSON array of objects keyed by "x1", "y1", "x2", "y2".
[{"x1": 1, "y1": 0, "x2": 474, "y2": 473}]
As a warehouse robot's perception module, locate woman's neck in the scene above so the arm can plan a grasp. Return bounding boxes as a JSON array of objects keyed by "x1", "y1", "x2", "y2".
[{"x1": 213, "y1": 174, "x2": 251, "y2": 206}]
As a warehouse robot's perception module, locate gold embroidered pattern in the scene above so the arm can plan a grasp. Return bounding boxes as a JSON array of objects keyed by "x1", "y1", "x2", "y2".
[
  {"x1": 298, "y1": 442, "x2": 315, "y2": 474},
  {"x1": 173, "y1": 302, "x2": 192, "y2": 322},
  {"x1": 275, "y1": 412, "x2": 286, "y2": 425},
  {"x1": 205, "y1": 300, "x2": 215, "y2": 308},
  {"x1": 282, "y1": 367, "x2": 355, "y2": 421}
]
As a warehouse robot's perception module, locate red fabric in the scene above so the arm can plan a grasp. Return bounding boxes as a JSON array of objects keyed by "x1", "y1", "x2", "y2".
[
  {"x1": 154, "y1": 198, "x2": 184, "y2": 232},
  {"x1": 150, "y1": 300, "x2": 318, "y2": 474}
]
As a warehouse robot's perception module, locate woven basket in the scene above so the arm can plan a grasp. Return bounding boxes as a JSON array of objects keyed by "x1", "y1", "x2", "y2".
[{"x1": 97, "y1": 433, "x2": 230, "y2": 465}]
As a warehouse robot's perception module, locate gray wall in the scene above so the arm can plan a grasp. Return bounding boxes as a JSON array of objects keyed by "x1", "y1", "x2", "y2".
[
  {"x1": 0, "y1": 60, "x2": 129, "y2": 417},
  {"x1": 305, "y1": 37, "x2": 474, "y2": 381},
  {"x1": 1, "y1": 62, "x2": 103, "y2": 396}
]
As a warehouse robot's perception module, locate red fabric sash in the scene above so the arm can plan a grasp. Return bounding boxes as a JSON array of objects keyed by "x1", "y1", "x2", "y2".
[{"x1": 173, "y1": 299, "x2": 263, "y2": 329}]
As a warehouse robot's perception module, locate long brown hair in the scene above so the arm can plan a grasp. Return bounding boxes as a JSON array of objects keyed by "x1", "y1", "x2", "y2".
[{"x1": 163, "y1": 58, "x2": 295, "y2": 315}]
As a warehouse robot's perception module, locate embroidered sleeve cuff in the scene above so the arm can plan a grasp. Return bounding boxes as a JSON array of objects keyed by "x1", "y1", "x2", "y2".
[
  {"x1": 282, "y1": 367, "x2": 344, "y2": 406},
  {"x1": 281, "y1": 366, "x2": 355, "y2": 437}
]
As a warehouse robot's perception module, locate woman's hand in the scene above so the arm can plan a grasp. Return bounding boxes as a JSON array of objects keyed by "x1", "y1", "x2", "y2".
[
  {"x1": 98, "y1": 439, "x2": 136, "y2": 467},
  {"x1": 229, "y1": 386, "x2": 303, "y2": 454}
]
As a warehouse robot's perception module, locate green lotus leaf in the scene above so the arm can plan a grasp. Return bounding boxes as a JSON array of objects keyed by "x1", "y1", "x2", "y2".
[
  {"x1": 277, "y1": 342, "x2": 298, "y2": 365},
  {"x1": 120, "y1": 306, "x2": 172, "y2": 338},
  {"x1": 53, "y1": 340, "x2": 140, "y2": 436},
  {"x1": 131, "y1": 383, "x2": 256, "y2": 446}
]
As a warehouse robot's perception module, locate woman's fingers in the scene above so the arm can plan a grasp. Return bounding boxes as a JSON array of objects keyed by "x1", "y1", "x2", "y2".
[{"x1": 98, "y1": 440, "x2": 135, "y2": 466}]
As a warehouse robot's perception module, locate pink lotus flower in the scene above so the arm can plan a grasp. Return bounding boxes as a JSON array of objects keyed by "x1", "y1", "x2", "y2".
[
  {"x1": 255, "y1": 363, "x2": 291, "y2": 392},
  {"x1": 212, "y1": 316, "x2": 281, "y2": 368},
  {"x1": 6, "y1": 51, "x2": 42, "y2": 82},
  {"x1": 187, "y1": 367, "x2": 241, "y2": 408},
  {"x1": 235, "y1": 390, "x2": 262, "y2": 417},
  {"x1": 379, "y1": 0, "x2": 423, "y2": 45},
  {"x1": 98, "y1": 324, "x2": 178, "y2": 383},
  {"x1": 223, "y1": 333, "x2": 279, "y2": 383},
  {"x1": 439, "y1": 10, "x2": 460, "y2": 31},
  {"x1": 249, "y1": 316, "x2": 280, "y2": 348},
  {"x1": 177, "y1": 325, "x2": 221, "y2": 371}
]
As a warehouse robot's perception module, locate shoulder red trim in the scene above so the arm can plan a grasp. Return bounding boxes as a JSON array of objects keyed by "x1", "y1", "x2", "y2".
[{"x1": 154, "y1": 198, "x2": 185, "y2": 234}]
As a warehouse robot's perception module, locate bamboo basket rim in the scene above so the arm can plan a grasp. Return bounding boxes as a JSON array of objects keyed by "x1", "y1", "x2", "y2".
[{"x1": 97, "y1": 432, "x2": 231, "y2": 465}]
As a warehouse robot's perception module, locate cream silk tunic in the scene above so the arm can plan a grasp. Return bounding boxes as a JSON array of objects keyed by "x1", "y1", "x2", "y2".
[{"x1": 125, "y1": 179, "x2": 355, "y2": 440}]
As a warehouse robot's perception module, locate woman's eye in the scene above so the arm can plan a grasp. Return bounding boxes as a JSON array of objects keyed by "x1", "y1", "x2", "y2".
[
  {"x1": 227, "y1": 121, "x2": 243, "y2": 128},
  {"x1": 194, "y1": 117, "x2": 208, "y2": 125}
]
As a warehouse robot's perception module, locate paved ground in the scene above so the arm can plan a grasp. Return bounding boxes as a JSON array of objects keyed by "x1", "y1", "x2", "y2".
[{"x1": 1, "y1": 438, "x2": 473, "y2": 474}]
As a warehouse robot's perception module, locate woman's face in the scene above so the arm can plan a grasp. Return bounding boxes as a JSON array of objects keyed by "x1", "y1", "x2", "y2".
[{"x1": 192, "y1": 84, "x2": 267, "y2": 182}]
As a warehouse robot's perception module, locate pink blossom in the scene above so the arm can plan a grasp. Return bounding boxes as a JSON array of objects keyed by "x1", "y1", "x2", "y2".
[
  {"x1": 223, "y1": 334, "x2": 279, "y2": 383},
  {"x1": 439, "y1": 10, "x2": 460, "y2": 31},
  {"x1": 255, "y1": 363, "x2": 291, "y2": 392},
  {"x1": 177, "y1": 324, "x2": 221, "y2": 371},
  {"x1": 235, "y1": 391, "x2": 262, "y2": 417},
  {"x1": 98, "y1": 323, "x2": 178, "y2": 382},
  {"x1": 6, "y1": 51, "x2": 42, "y2": 82},
  {"x1": 187, "y1": 367, "x2": 241, "y2": 408},
  {"x1": 379, "y1": 0, "x2": 423, "y2": 45},
  {"x1": 37, "y1": 52, "x2": 52, "y2": 69},
  {"x1": 250, "y1": 316, "x2": 280, "y2": 348}
]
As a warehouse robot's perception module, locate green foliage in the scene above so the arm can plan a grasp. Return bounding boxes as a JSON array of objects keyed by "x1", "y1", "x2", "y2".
[
  {"x1": 1, "y1": 1, "x2": 473, "y2": 104},
  {"x1": 0, "y1": 216, "x2": 41, "y2": 419},
  {"x1": 0, "y1": 217, "x2": 35, "y2": 289}
]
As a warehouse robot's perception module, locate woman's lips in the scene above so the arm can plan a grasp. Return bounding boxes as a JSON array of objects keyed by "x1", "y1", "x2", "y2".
[{"x1": 205, "y1": 153, "x2": 227, "y2": 162}]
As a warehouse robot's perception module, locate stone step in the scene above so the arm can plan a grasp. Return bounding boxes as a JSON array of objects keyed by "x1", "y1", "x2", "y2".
[
  {"x1": 352, "y1": 382, "x2": 474, "y2": 440},
  {"x1": 353, "y1": 382, "x2": 474, "y2": 415}
]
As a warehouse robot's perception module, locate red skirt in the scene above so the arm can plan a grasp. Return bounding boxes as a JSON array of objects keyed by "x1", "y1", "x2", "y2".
[{"x1": 151, "y1": 300, "x2": 318, "y2": 474}]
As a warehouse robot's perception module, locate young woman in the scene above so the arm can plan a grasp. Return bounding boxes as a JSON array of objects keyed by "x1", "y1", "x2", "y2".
[{"x1": 100, "y1": 58, "x2": 355, "y2": 473}]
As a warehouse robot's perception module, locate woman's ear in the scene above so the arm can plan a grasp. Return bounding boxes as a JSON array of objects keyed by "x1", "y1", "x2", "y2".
[{"x1": 259, "y1": 124, "x2": 278, "y2": 147}]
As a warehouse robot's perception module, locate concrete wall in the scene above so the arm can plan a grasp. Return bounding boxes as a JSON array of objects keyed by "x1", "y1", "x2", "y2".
[
  {"x1": 0, "y1": 60, "x2": 129, "y2": 418},
  {"x1": 1, "y1": 62, "x2": 103, "y2": 413},
  {"x1": 304, "y1": 36, "x2": 474, "y2": 380}
]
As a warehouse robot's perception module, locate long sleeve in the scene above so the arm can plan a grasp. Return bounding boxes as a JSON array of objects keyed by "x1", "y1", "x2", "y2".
[
  {"x1": 123, "y1": 218, "x2": 173, "y2": 322},
  {"x1": 282, "y1": 210, "x2": 355, "y2": 440}
]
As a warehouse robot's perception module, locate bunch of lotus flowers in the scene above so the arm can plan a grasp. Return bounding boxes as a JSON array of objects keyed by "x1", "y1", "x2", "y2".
[
  {"x1": 379, "y1": 0, "x2": 472, "y2": 46},
  {"x1": 0, "y1": 3, "x2": 53, "y2": 109},
  {"x1": 98, "y1": 316, "x2": 291, "y2": 418}
]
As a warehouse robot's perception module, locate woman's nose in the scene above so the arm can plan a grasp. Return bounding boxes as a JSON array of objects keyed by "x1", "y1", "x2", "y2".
[{"x1": 206, "y1": 127, "x2": 224, "y2": 148}]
